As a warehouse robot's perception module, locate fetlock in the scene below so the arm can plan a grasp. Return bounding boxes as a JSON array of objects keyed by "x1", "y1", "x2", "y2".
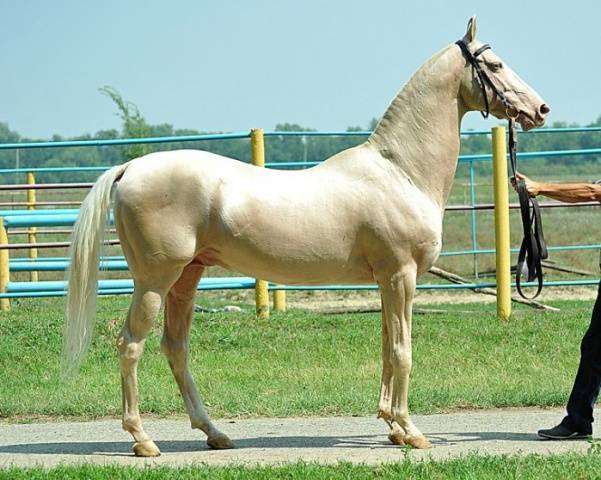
[{"x1": 377, "y1": 409, "x2": 393, "y2": 422}]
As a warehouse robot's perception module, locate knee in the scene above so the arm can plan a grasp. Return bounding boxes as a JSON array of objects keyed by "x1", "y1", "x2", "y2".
[
  {"x1": 390, "y1": 347, "x2": 412, "y2": 372},
  {"x1": 117, "y1": 334, "x2": 145, "y2": 364}
]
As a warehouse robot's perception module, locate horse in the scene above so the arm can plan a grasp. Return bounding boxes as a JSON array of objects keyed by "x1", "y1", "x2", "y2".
[{"x1": 63, "y1": 17, "x2": 548, "y2": 456}]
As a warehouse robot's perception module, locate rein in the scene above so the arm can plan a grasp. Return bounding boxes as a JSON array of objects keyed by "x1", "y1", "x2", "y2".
[
  {"x1": 508, "y1": 120, "x2": 548, "y2": 299},
  {"x1": 456, "y1": 39, "x2": 548, "y2": 299}
]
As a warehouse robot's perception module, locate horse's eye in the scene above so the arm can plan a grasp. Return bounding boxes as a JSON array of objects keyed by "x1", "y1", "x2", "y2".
[{"x1": 489, "y1": 62, "x2": 503, "y2": 72}]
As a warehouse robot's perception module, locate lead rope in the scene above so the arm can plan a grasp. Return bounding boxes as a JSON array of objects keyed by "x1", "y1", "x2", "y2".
[{"x1": 508, "y1": 119, "x2": 548, "y2": 299}]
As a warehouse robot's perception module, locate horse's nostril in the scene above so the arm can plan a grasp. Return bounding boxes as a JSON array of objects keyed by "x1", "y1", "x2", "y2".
[{"x1": 539, "y1": 103, "x2": 550, "y2": 115}]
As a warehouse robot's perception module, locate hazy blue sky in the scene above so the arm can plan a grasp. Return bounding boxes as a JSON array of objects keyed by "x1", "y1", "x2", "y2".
[{"x1": 2, "y1": 0, "x2": 600, "y2": 139}]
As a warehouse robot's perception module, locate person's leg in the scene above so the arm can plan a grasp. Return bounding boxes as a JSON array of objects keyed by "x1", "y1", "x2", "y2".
[
  {"x1": 560, "y1": 281, "x2": 601, "y2": 434},
  {"x1": 540, "y1": 281, "x2": 601, "y2": 439}
]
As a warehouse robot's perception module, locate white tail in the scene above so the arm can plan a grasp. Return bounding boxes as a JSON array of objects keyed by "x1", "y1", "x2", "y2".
[{"x1": 62, "y1": 163, "x2": 129, "y2": 380}]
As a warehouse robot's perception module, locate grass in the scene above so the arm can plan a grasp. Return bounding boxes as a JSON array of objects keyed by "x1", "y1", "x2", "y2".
[
  {"x1": 0, "y1": 295, "x2": 595, "y2": 419},
  {"x1": 2, "y1": 453, "x2": 601, "y2": 479}
]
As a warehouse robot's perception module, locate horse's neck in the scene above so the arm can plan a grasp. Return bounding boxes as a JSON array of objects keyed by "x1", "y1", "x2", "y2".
[{"x1": 368, "y1": 45, "x2": 466, "y2": 207}]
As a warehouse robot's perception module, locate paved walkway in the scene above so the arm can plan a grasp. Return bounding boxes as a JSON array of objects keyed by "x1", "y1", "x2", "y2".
[{"x1": 0, "y1": 408, "x2": 597, "y2": 467}]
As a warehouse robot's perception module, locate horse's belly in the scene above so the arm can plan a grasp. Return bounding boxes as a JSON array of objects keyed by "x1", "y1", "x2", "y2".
[{"x1": 207, "y1": 242, "x2": 374, "y2": 285}]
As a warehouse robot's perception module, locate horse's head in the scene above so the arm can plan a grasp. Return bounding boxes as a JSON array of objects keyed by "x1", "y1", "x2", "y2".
[{"x1": 457, "y1": 16, "x2": 549, "y2": 131}]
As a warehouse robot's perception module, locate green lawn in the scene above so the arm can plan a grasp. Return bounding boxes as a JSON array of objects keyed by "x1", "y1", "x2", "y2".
[
  {"x1": 2, "y1": 453, "x2": 601, "y2": 479},
  {"x1": 0, "y1": 296, "x2": 594, "y2": 419}
]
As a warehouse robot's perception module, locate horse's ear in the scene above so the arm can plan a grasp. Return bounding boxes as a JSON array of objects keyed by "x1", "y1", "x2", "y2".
[{"x1": 463, "y1": 16, "x2": 477, "y2": 43}]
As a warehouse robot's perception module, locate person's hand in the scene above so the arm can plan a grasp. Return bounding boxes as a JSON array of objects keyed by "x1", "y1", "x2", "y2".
[{"x1": 511, "y1": 172, "x2": 540, "y2": 197}]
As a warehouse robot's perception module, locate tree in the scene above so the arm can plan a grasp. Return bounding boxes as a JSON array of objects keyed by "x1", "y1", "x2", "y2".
[{"x1": 99, "y1": 86, "x2": 150, "y2": 160}]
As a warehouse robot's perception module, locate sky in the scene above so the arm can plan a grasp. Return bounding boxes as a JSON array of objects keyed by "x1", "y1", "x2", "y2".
[{"x1": 2, "y1": 0, "x2": 600, "y2": 139}]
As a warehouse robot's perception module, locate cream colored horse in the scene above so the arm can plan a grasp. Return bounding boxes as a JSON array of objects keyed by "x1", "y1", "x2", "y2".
[{"x1": 63, "y1": 17, "x2": 548, "y2": 456}]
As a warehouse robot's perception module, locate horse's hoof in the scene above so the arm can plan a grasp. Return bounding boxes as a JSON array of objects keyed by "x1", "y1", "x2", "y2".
[
  {"x1": 133, "y1": 440, "x2": 161, "y2": 457},
  {"x1": 207, "y1": 433, "x2": 234, "y2": 449},
  {"x1": 404, "y1": 435, "x2": 432, "y2": 449},
  {"x1": 388, "y1": 431, "x2": 406, "y2": 446}
]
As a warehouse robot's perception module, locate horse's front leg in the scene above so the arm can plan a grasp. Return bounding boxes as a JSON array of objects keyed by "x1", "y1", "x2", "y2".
[{"x1": 377, "y1": 268, "x2": 431, "y2": 449}]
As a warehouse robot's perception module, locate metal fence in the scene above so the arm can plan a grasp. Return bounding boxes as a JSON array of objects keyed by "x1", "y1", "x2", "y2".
[{"x1": 0, "y1": 126, "x2": 599, "y2": 307}]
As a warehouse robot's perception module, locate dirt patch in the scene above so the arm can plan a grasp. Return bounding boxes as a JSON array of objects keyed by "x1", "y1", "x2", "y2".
[{"x1": 202, "y1": 285, "x2": 598, "y2": 313}]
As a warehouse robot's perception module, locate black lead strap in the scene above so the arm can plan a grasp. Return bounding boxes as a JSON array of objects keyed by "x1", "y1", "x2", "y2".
[
  {"x1": 456, "y1": 39, "x2": 548, "y2": 299},
  {"x1": 508, "y1": 120, "x2": 548, "y2": 299}
]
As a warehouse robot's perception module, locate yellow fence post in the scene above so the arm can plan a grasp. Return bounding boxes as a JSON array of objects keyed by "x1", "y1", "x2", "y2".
[
  {"x1": 250, "y1": 129, "x2": 270, "y2": 319},
  {"x1": 26, "y1": 171, "x2": 38, "y2": 282},
  {"x1": 492, "y1": 126, "x2": 511, "y2": 321},
  {"x1": 0, "y1": 218, "x2": 10, "y2": 311},
  {"x1": 273, "y1": 289, "x2": 286, "y2": 312}
]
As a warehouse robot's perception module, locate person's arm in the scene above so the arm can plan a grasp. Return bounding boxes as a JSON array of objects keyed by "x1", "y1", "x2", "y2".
[{"x1": 512, "y1": 172, "x2": 601, "y2": 203}]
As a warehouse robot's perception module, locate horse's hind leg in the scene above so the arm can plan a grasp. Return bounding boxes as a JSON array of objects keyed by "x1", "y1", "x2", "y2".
[
  {"x1": 161, "y1": 263, "x2": 233, "y2": 450},
  {"x1": 117, "y1": 268, "x2": 182, "y2": 457},
  {"x1": 118, "y1": 288, "x2": 162, "y2": 456}
]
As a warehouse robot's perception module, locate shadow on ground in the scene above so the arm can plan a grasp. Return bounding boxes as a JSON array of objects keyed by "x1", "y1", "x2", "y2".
[{"x1": 0, "y1": 430, "x2": 541, "y2": 456}]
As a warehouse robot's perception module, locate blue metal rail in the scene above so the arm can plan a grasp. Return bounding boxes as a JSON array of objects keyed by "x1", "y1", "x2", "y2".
[
  {"x1": 9, "y1": 259, "x2": 128, "y2": 272},
  {"x1": 1, "y1": 212, "x2": 114, "y2": 228},
  {"x1": 6, "y1": 214, "x2": 77, "y2": 228},
  {"x1": 0, "y1": 132, "x2": 251, "y2": 150},
  {"x1": 0, "y1": 208, "x2": 80, "y2": 217},
  {"x1": 2, "y1": 277, "x2": 598, "y2": 299},
  {"x1": 0, "y1": 146, "x2": 598, "y2": 177},
  {"x1": 1, "y1": 277, "x2": 257, "y2": 298},
  {"x1": 0, "y1": 148, "x2": 598, "y2": 177},
  {"x1": 3, "y1": 214, "x2": 80, "y2": 228}
]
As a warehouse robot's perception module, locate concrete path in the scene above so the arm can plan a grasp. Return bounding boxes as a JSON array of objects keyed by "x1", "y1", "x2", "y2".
[{"x1": 0, "y1": 408, "x2": 597, "y2": 467}]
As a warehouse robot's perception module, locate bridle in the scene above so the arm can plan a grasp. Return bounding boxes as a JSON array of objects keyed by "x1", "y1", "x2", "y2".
[
  {"x1": 456, "y1": 39, "x2": 548, "y2": 299},
  {"x1": 455, "y1": 40, "x2": 512, "y2": 119}
]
